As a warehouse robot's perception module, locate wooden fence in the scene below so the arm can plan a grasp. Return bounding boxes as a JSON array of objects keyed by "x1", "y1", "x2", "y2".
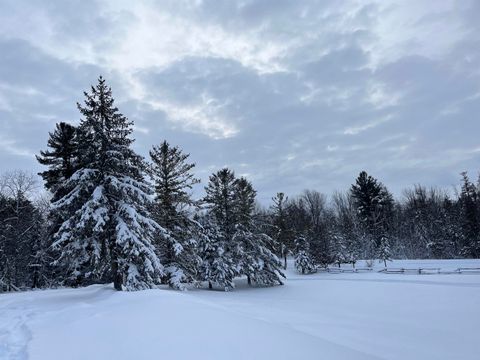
[{"x1": 318, "y1": 266, "x2": 480, "y2": 275}]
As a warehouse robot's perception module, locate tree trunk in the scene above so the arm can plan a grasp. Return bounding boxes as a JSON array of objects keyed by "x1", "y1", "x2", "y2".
[
  {"x1": 32, "y1": 268, "x2": 38, "y2": 289},
  {"x1": 283, "y1": 254, "x2": 287, "y2": 270},
  {"x1": 113, "y1": 273, "x2": 122, "y2": 291},
  {"x1": 108, "y1": 216, "x2": 122, "y2": 291},
  {"x1": 208, "y1": 281, "x2": 213, "y2": 290},
  {"x1": 111, "y1": 258, "x2": 122, "y2": 291},
  {"x1": 247, "y1": 275, "x2": 251, "y2": 285}
]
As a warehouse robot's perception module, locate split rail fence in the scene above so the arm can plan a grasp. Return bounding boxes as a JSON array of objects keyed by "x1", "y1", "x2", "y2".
[{"x1": 318, "y1": 266, "x2": 480, "y2": 275}]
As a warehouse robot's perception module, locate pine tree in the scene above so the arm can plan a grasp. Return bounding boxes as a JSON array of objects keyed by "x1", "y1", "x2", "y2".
[
  {"x1": 293, "y1": 234, "x2": 316, "y2": 274},
  {"x1": 233, "y1": 178, "x2": 285, "y2": 286},
  {"x1": 51, "y1": 77, "x2": 164, "y2": 291},
  {"x1": 201, "y1": 168, "x2": 239, "y2": 290},
  {"x1": 37, "y1": 122, "x2": 79, "y2": 280},
  {"x1": 351, "y1": 171, "x2": 393, "y2": 258},
  {"x1": 36, "y1": 122, "x2": 78, "y2": 195},
  {"x1": 204, "y1": 168, "x2": 237, "y2": 241},
  {"x1": 149, "y1": 140, "x2": 201, "y2": 289}
]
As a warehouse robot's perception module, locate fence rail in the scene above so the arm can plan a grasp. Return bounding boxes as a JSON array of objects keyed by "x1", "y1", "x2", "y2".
[{"x1": 320, "y1": 266, "x2": 480, "y2": 275}]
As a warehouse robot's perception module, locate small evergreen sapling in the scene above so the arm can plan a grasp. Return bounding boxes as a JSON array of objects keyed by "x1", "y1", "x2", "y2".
[
  {"x1": 377, "y1": 235, "x2": 391, "y2": 267},
  {"x1": 294, "y1": 234, "x2": 316, "y2": 274}
]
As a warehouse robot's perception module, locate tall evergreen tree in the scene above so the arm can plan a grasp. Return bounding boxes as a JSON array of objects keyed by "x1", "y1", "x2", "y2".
[
  {"x1": 351, "y1": 171, "x2": 393, "y2": 258},
  {"x1": 149, "y1": 140, "x2": 201, "y2": 289},
  {"x1": 37, "y1": 122, "x2": 79, "y2": 279},
  {"x1": 36, "y1": 122, "x2": 78, "y2": 195},
  {"x1": 204, "y1": 168, "x2": 237, "y2": 241},
  {"x1": 233, "y1": 178, "x2": 285, "y2": 286},
  {"x1": 51, "y1": 77, "x2": 164, "y2": 291},
  {"x1": 201, "y1": 168, "x2": 238, "y2": 290}
]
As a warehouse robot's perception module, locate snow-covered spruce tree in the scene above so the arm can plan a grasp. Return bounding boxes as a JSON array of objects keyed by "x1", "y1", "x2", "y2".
[
  {"x1": 202, "y1": 168, "x2": 239, "y2": 290},
  {"x1": 198, "y1": 215, "x2": 236, "y2": 291},
  {"x1": 149, "y1": 140, "x2": 202, "y2": 289},
  {"x1": 52, "y1": 77, "x2": 164, "y2": 291},
  {"x1": 331, "y1": 233, "x2": 347, "y2": 267},
  {"x1": 233, "y1": 177, "x2": 285, "y2": 286},
  {"x1": 377, "y1": 235, "x2": 391, "y2": 267},
  {"x1": 204, "y1": 168, "x2": 240, "y2": 261},
  {"x1": 293, "y1": 234, "x2": 316, "y2": 274}
]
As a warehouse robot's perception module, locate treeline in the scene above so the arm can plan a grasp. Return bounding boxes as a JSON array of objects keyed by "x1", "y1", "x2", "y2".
[
  {"x1": 1, "y1": 77, "x2": 479, "y2": 292},
  {"x1": 271, "y1": 172, "x2": 479, "y2": 274}
]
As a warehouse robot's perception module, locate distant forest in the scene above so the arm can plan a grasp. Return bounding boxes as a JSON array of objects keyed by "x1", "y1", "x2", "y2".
[{"x1": 1, "y1": 77, "x2": 479, "y2": 292}]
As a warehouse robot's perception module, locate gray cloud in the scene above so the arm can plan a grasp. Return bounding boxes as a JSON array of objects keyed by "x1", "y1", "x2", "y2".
[{"x1": 0, "y1": 0, "x2": 479, "y2": 204}]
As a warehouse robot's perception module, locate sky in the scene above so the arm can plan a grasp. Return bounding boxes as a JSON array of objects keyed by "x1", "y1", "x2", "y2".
[{"x1": 0, "y1": 0, "x2": 479, "y2": 204}]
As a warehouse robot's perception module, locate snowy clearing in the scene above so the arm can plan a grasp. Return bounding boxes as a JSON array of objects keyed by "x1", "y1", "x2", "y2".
[{"x1": 1, "y1": 259, "x2": 479, "y2": 360}]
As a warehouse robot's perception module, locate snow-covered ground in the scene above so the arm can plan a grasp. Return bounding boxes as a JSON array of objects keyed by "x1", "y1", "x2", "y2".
[{"x1": 1, "y1": 259, "x2": 479, "y2": 360}]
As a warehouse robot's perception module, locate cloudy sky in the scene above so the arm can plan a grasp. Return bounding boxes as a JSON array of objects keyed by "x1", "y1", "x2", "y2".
[{"x1": 0, "y1": 0, "x2": 479, "y2": 203}]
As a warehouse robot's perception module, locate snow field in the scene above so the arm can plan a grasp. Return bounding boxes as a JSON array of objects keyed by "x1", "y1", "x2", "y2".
[{"x1": 1, "y1": 259, "x2": 479, "y2": 360}]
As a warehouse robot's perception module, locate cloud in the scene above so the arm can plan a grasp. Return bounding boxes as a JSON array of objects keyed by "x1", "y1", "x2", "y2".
[
  {"x1": 0, "y1": 0, "x2": 479, "y2": 202},
  {"x1": 107, "y1": 2, "x2": 289, "y2": 75},
  {"x1": 343, "y1": 115, "x2": 393, "y2": 135},
  {"x1": 0, "y1": 135, "x2": 33, "y2": 157}
]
